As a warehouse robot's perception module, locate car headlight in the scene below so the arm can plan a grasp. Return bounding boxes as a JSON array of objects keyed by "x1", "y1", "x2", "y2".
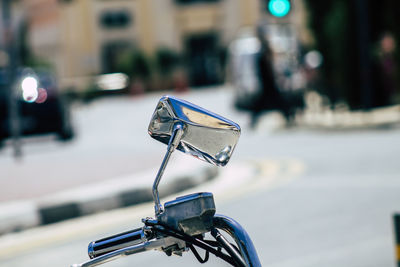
[{"x1": 21, "y1": 76, "x2": 38, "y2": 103}]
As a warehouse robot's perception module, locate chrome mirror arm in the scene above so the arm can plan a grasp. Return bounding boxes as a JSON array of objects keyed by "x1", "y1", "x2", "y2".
[{"x1": 152, "y1": 123, "x2": 184, "y2": 216}]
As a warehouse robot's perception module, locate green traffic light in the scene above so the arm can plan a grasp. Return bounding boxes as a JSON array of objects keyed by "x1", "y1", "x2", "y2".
[{"x1": 268, "y1": 0, "x2": 291, "y2": 17}]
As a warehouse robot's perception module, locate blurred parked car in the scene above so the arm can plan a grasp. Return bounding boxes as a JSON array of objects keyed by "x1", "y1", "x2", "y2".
[
  {"x1": 0, "y1": 68, "x2": 74, "y2": 146},
  {"x1": 82, "y1": 72, "x2": 130, "y2": 102}
]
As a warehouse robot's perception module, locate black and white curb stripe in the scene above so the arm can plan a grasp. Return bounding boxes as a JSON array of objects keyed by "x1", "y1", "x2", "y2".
[{"x1": 0, "y1": 165, "x2": 218, "y2": 235}]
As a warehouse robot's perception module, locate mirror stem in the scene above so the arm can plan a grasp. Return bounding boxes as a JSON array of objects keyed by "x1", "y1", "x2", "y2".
[{"x1": 152, "y1": 123, "x2": 184, "y2": 216}]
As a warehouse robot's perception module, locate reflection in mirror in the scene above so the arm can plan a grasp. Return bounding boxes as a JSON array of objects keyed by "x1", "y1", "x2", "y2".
[{"x1": 148, "y1": 96, "x2": 241, "y2": 166}]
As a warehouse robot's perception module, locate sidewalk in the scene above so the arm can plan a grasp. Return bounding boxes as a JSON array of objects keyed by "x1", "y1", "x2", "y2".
[
  {"x1": 0, "y1": 156, "x2": 221, "y2": 235},
  {"x1": 299, "y1": 95, "x2": 400, "y2": 129}
]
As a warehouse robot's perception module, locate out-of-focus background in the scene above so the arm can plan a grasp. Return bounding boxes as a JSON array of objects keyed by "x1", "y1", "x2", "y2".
[{"x1": 1, "y1": 0, "x2": 400, "y2": 266}]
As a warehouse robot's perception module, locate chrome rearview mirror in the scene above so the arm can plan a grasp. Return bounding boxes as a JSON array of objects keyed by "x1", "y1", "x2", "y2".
[
  {"x1": 148, "y1": 95, "x2": 241, "y2": 215},
  {"x1": 148, "y1": 95, "x2": 241, "y2": 166}
]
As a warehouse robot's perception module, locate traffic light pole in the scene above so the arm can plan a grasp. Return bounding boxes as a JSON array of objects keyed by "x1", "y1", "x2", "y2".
[{"x1": 1, "y1": 0, "x2": 22, "y2": 159}]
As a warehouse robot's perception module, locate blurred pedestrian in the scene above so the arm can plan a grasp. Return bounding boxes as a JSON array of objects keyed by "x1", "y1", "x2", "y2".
[
  {"x1": 376, "y1": 33, "x2": 398, "y2": 106},
  {"x1": 250, "y1": 26, "x2": 291, "y2": 128}
]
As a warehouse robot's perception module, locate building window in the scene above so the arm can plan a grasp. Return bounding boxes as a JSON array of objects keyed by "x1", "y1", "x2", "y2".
[{"x1": 100, "y1": 11, "x2": 132, "y2": 29}]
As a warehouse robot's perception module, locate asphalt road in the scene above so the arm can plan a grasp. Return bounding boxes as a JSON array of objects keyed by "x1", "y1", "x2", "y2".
[
  {"x1": 0, "y1": 87, "x2": 248, "y2": 202},
  {"x1": 1, "y1": 87, "x2": 400, "y2": 266}
]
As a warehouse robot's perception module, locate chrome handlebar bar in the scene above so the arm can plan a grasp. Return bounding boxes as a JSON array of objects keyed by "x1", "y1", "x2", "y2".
[
  {"x1": 72, "y1": 235, "x2": 185, "y2": 267},
  {"x1": 213, "y1": 214, "x2": 261, "y2": 267},
  {"x1": 71, "y1": 214, "x2": 261, "y2": 267}
]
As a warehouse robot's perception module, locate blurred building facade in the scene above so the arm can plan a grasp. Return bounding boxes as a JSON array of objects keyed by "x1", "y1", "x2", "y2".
[
  {"x1": 12, "y1": 0, "x2": 311, "y2": 93},
  {"x1": 19, "y1": 0, "x2": 265, "y2": 91}
]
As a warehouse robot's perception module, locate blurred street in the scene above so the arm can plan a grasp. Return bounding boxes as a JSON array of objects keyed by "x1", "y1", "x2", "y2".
[
  {"x1": 1, "y1": 0, "x2": 400, "y2": 266},
  {"x1": 0, "y1": 87, "x2": 248, "y2": 202},
  {"x1": 0, "y1": 93, "x2": 172, "y2": 202},
  {"x1": 0, "y1": 87, "x2": 400, "y2": 266}
]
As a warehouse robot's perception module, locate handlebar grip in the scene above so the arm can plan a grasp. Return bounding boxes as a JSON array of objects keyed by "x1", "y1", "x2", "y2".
[{"x1": 88, "y1": 228, "x2": 146, "y2": 259}]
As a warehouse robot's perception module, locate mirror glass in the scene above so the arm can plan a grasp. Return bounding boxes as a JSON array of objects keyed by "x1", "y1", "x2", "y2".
[{"x1": 148, "y1": 96, "x2": 241, "y2": 166}]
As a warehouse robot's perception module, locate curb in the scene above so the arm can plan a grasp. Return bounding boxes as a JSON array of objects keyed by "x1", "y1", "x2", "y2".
[
  {"x1": 0, "y1": 157, "x2": 218, "y2": 235},
  {"x1": 298, "y1": 104, "x2": 400, "y2": 130}
]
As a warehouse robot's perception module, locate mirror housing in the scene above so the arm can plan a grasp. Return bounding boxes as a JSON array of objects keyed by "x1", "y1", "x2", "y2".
[{"x1": 148, "y1": 95, "x2": 240, "y2": 166}]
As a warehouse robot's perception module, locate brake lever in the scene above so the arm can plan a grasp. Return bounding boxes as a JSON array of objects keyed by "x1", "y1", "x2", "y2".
[{"x1": 71, "y1": 236, "x2": 186, "y2": 267}]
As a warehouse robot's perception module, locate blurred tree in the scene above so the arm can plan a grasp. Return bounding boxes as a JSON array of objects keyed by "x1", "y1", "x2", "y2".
[
  {"x1": 17, "y1": 20, "x2": 53, "y2": 70},
  {"x1": 115, "y1": 49, "x2": 153, "y2": 93},
  {"x1": 13, "y1": 19, "x2": 52, "y2": 70},
  {"x1": 154, "y1": 48, "x2": 180, "y2": 77},
  {"x1": 304, "y1": 0, "x2": 400, "y2": 109},
  {"x1": 304, "y1": 0, "x2": 354, "y2": 108},
  {"x1": 116, "y1": 49, "x2": 152, "y2": 81},
  {"x1": 154, "y1": 48, "x2": 182, "y2": 90}
]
